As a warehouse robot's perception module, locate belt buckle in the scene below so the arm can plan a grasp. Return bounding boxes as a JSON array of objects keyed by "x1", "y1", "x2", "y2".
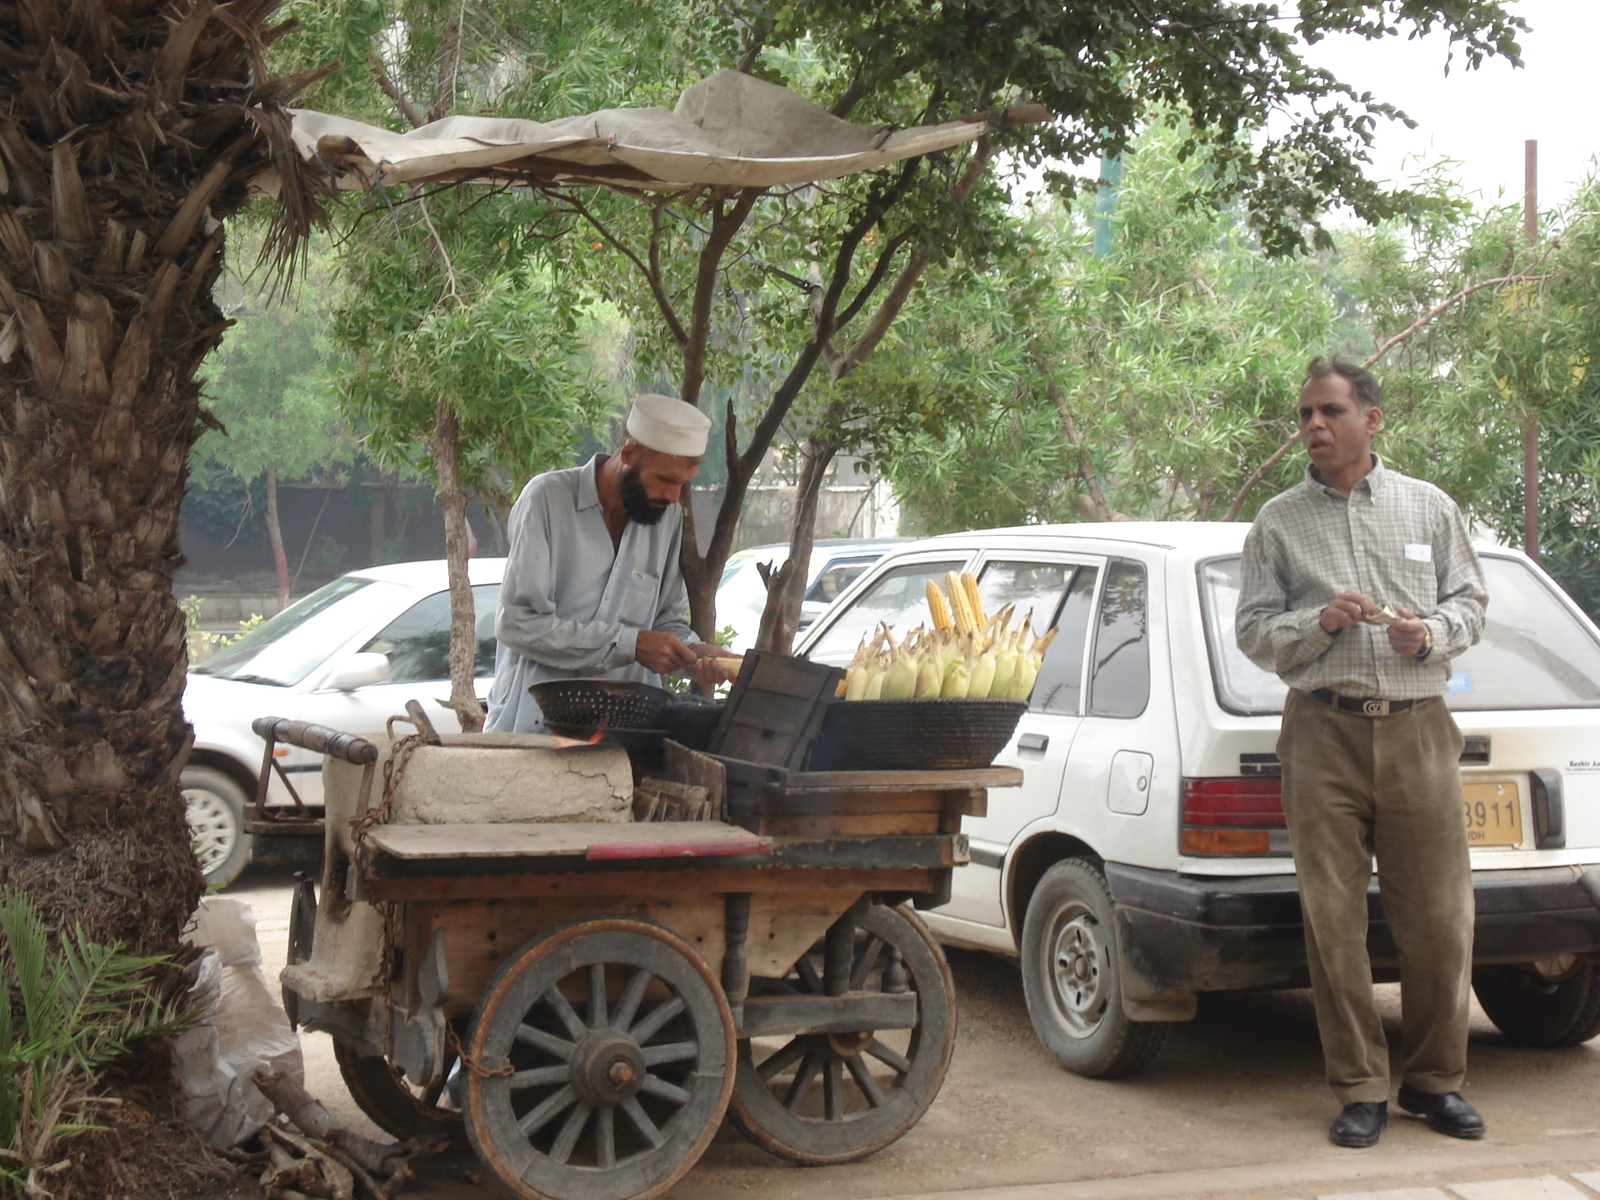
[{"x1": 1361, "y1": 698, "x2": 1390, "y2": 717}]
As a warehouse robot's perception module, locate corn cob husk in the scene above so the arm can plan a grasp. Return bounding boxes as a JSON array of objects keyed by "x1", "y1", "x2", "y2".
[{"x1": 925, "y1": 580, "x2": 954, "y2": 632}]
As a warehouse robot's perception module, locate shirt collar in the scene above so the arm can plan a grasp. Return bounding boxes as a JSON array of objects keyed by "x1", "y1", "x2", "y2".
[
  {"x1": 1304, "y1": 453, "x2": 1386, "y2": 500},
  {"x1": 576, "y1": 454, "x2": 605, "y2": 511}
]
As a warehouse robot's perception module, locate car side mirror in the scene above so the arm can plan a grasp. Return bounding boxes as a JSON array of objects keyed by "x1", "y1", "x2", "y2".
[{"x1": 325, "y1": 652, "x2": 390, "y2": 691}]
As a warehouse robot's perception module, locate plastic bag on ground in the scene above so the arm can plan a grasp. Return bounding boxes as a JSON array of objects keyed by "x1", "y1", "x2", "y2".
[{"x1": 174, "y1": 896, "x2": 305, "y2": 1147}]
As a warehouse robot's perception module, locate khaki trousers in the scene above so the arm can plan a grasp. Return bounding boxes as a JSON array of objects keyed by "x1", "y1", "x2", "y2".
[{"x1": 1277, "y1": 690, "x2": 1474, "y2": 1105}]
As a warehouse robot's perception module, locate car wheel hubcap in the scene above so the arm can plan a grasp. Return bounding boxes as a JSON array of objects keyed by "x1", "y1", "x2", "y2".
[
  {"x1": 1046, "y1": 904, "x2": 1105, "y2": 1038},
  {"x1": 185, "y1": 788, "x2": 238, "y2": 872}
]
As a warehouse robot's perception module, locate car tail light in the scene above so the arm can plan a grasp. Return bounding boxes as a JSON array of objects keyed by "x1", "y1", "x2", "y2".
[{"x1": 1180, "y1": 777, "x2": 1290, "y2": 857}]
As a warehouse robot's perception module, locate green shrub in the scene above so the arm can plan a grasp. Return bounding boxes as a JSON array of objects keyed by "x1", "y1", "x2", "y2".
[{"x1": 0, "y1": 890, "x2": 191, "y2": 1197}]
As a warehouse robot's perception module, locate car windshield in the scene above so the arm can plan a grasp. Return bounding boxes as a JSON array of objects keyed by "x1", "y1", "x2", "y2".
[
  {"x1": 192, "y1": 576, "x2": 406, "y2": 687},
  {"x1": 805, "y1": 559, "x2": 970, "y2": 665},
  {"x1": 1199, "y1": 554, "x2": 1600, "y2": 714}
]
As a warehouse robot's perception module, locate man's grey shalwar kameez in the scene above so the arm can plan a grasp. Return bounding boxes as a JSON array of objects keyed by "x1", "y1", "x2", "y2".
[{"x1": 484, "y1": 454, "x2": 699, "y2": 733}]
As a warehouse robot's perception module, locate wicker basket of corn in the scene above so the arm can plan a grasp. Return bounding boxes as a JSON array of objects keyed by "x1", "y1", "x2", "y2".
[{"x1": 809, "y1": 572, "x2": 1054, "y2": 770}]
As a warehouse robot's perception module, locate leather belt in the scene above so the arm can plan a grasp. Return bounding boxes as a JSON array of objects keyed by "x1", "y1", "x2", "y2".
[{"x1": 1307, "y1": 689, "x2": 1414, "y2": 717}]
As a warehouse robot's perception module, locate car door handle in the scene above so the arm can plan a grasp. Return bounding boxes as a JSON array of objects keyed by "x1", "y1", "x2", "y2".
[{"x1": 1018, "y1": 732, "x2": 1049, "y2": 753}]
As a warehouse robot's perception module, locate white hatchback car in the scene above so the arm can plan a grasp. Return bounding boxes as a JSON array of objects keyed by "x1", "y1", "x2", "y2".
[
  {"x1": 797, "y1": 522, "x2": 1600, "y2": 1077},
  {"x1": 182, "y1": 559, "x2": 504, "y2": 886}
]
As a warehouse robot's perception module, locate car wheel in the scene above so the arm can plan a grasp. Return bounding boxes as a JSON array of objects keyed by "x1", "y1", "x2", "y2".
[
  {"x1": 1020, "y1": 858, "x2": 1168, "y2": 1078},
  {"x1": 1472, "y1": 956, "x2": 1600, "y2": 1048},
  {"x1": 183, "y1": 766, "x2": 253, "y2": 890}
]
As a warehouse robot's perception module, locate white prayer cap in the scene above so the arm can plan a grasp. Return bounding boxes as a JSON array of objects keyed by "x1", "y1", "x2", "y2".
[{"x1": 625, "y1": 393, "x2": 711, "y2": 458}]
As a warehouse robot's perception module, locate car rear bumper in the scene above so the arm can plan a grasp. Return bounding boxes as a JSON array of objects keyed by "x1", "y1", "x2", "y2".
[{"x1": 1106, "y1": 861, "x2": 1600, "y2": 996}]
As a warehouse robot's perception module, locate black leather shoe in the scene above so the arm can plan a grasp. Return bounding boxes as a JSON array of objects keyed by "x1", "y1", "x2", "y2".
[
  {"x1": 1329, "y1": 1101, "x2": 1387, "y2": 1147},
  {"x1": 1398, "y1": 1083, "x2": 1486, "y2": 1139}
]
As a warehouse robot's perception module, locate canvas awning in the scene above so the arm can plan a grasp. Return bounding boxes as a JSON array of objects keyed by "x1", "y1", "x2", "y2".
[{"x1": 284, "y1": 69, "x2": 1043, "y2": 193}]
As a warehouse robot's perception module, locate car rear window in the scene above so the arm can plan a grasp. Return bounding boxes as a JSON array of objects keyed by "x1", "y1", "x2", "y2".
[{"x1": 1199, "y1": 554, "x2": 1600, "y2": 714}]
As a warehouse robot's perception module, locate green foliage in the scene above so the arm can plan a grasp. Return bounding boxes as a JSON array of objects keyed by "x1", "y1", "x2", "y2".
[
  {"x1": 0, "y1": 890, "x2": 191, "y2": 1193},
  {"x1": 198, "y1": 229, "x2": 355, "y2": 488},
  {"x1": 707, "y1": 0, "x2": 1524, "y2": 254},
  {"x1": 333, "y1": 220, "x2": 616, "y2": 508}
]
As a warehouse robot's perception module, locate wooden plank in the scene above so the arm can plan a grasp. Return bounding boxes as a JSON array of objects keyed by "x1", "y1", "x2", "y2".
[
  {"x1": 362, "y1": 865, "x2": 937, "y2": 903},
  {"x1": 739, "y1": 812, "x2": 941, "y2": 838},
  {"x1": 779, "y1": 766, "x2": 1024, "y2": 791},
  {"x1": 733, "y1": 791, "x2": 945, "y2": 816},
  {"x1": 365, "y1": 820, "x2": 759, "y2": 861},
  {"x1": 410, "y1": 895, "x2": 726, "y2": 1019},
  {"x1": 586, "y1": 833, "x2": 771, "y2": 860},
  {"x1": 738, "y1": 991, "x2": 918, "y2": 1038}
]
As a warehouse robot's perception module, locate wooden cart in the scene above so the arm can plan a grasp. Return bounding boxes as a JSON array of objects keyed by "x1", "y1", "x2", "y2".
[{"x1": 267, "y1": 712, "x2": 1019, "y2": 1200}]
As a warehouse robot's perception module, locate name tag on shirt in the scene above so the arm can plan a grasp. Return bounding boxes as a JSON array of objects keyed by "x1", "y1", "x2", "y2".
[{"x1": 1404, "y1": 543, "x2": 1432, "y2": 563}]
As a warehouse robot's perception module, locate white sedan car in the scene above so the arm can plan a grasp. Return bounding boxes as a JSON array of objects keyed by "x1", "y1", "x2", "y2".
[{"x1": 182, "y1": 559, "x2": 504, "y2": 886}]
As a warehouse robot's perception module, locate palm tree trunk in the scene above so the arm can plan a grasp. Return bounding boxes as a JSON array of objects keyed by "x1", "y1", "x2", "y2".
[{"x1": 0, "y1": 1, "x2": 328, "y2": 954}]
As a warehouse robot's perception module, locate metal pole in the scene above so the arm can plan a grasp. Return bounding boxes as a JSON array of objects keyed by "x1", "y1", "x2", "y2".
[{"x1": 1523, "y1": 139, "x2": 1540, "y2": 564}]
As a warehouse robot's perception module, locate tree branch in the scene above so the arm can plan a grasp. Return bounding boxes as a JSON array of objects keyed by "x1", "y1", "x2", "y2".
[
  {"x1": 552, "y1": 189, "x2": 688, "y2": 348},
  {"x1": 427, "y1": 2, "x2": 463, "y2": 124},
  {"x1": 1223, "y1": 266, "x2": 1552, "y2": 521},
  {"x1": 832, "y1": 138, "x2": 997, "y2": 379},
  {"x1": 681, "y1": 188, "x2": 764, "y2": 406},
  {"x1": 1221, "y1": 428, "x2": 1298, "y2": 522},
  {"x1": 1035, "y1": 346, "x2": 1119, "y2": 521},
  {"x1": 1363, "y1": 271, "x2": 1545, "y2": 370},
  {"x1": 369, "y1": 51, "x2": 425, "y2": 130},
  {"x1": 416, "y1": 196, "x2": 464, "y2": 304}
]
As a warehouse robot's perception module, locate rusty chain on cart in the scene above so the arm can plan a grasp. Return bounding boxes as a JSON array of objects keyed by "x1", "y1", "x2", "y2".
[{"x1": 351, "y1": 709, "x2": 442, "y2": 1109}]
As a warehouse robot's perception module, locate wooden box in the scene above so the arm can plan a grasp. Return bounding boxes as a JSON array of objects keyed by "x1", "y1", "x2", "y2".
[{"x1": 708, "y1": 650, "x2": 844, "y2": 770}]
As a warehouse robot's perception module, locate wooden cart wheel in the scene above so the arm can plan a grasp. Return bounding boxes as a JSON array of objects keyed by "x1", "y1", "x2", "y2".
[
  {"x1": 728, "y1": 903, "x2": 955, "y2": 1165},
  {"x1": 463, "y1": 918, "x2": 736, "y2": 1200},
  {"x1": 333, "y1": 1040, "x2": 469, "y2": 1150}
]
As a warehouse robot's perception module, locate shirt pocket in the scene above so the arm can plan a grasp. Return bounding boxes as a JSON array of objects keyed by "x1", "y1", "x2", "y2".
[
  {"x1": 620, "y1": 568, "x2": 661, "y2": 628},
  {"x1": 1387, "y1": 553, "x2": 1438, "y2": 611}
]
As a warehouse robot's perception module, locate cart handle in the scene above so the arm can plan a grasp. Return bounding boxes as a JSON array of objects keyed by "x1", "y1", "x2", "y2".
[{"x1": 251, "y1": 717, "x2": 379, "y2": 765}]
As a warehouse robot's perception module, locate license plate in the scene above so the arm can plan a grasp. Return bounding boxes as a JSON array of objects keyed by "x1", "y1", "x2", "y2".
[{"x1": 1463, "y1": 779, "x2": 1522, "y2": 847}]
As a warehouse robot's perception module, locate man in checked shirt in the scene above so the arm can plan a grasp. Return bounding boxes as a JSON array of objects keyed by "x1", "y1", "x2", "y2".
[{"x1": 1237, "y1": 359, "x2": 1488, "y2": 1150}]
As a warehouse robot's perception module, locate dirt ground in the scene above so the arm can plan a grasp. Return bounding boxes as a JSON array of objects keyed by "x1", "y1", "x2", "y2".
[{"x1": 232, "y1": 865, "x2": 1600, "y2": 1200}]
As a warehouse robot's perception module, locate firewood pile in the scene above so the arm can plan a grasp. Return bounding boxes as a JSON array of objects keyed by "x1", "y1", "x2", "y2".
[
  {"x1": 248, "y1": 1070, "x2": 446, "y2": 1200},
  {"x1": 634, "y1": 777, "x2": 717, "y2": 821}
]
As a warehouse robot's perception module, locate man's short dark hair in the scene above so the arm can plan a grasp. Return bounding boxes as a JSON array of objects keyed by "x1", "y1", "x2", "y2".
[{"x1": 1305, "y1": 358, "x2": 1380, "y2": 409}]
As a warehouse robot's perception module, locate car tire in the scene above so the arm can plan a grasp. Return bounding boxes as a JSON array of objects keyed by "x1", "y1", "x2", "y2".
[
  {"x1": 183, "y1": 766, "x2": 253, "y2": 890},
  {"x1": 1020, "y1": 858, "x2": 1168, "y2": 1078},
  {"x1": 1472, "y1": 957, "x2": 1600, "y2": 1048}
]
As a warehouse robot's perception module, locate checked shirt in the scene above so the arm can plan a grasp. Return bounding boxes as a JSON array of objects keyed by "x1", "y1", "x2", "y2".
[{"x1": 1236, "y1": 455, "x2": 1487, "y2": 701}]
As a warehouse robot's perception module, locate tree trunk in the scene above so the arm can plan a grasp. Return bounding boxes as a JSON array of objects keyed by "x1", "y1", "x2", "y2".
[
  {"x1": 0, "y1": 2, "x2": 327, "y2": 954},
  {"x1": 431, "y1": 397, "x2": 485, "y2": 732},
  {"x1": 756, "y1": 436, "x2": 836, "y2": 655},
  {"x1": 1522, "y1": 412, "x2": 1540, "y2": 564},
  {"x1": 265, "y1": 467, "x2": 291, "y2": 611}
]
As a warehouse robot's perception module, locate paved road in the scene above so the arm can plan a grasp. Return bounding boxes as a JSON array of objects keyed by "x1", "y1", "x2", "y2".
[{"x1": 229, "y1": 865, "x2": 1600, "y2": 1200}]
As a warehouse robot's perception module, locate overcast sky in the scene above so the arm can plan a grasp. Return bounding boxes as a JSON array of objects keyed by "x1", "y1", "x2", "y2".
[{"x1": 1304, "y1": 0, "x2": 1600, "y2": 210}]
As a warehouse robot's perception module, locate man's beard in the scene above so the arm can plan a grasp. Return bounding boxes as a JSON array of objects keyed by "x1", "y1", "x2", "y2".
[{"x1": 620, "y1": 463, "x2": 671, "y2": 525}]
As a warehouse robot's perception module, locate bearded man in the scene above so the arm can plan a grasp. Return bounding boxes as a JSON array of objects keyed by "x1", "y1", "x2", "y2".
[{"x1": 484, "y1": 393, "x2": 732, "y2": 733}]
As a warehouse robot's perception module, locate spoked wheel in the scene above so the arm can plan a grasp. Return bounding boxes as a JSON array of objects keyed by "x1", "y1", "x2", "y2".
[
  {"x1": 463, "y1": 918, "x2": 735, "y2": 1200},
  {"x1": 334, "y1": 1040, "x2": 469, "y2": 1150},
  {"x1": 728, "y1": 904, "x2": 955, "y2": 1165}
]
